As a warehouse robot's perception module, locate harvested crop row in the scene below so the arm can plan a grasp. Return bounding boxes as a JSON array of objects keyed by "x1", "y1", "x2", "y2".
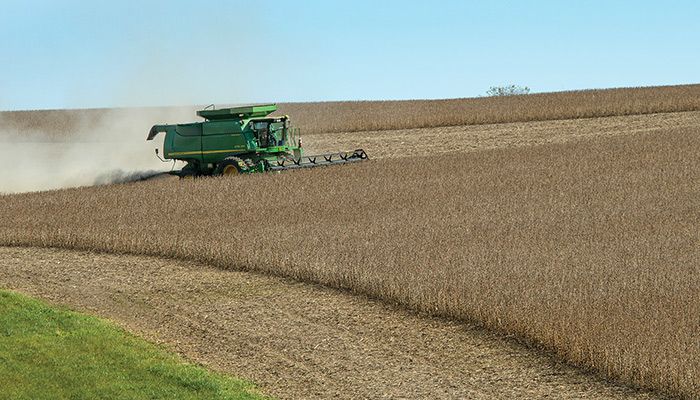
[
  {"x1": 0, "y1": 127, "x2": 697, "y2": 397},
  {"x1": 303, "y1": 111, "x2": 700, "y2": 159},
  {"x1": 2, "y1": 84, "x2": 700, "y2": 140}
]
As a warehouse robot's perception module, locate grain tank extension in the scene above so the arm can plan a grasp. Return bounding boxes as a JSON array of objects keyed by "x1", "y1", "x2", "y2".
[{"x1": 147, "y1": 104, "x2": 368, "y2": 178}]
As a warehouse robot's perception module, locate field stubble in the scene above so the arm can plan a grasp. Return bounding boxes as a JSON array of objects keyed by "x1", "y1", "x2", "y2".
[
  {"x1": 303, "y1": 111, "x2": 700, "y2": 159},
  {"x1": 0, "y1": 121, "x2": 698, "y2": 397}
]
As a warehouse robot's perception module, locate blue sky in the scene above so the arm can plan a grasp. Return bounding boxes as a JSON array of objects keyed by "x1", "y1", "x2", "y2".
[{"x1": 0, "y1": 0, "x2": 698, "y2": 110}]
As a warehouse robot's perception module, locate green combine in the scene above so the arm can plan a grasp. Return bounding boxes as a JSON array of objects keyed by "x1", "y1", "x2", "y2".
[{"x1": 147, "y1": 104, "x2": 367, "y2": 178}]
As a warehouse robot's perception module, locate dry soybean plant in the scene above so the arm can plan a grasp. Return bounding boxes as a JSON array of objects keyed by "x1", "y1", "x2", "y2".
[
  {"x1": 2, "y1": 84, "x2": 700, "y2": 140},
  {"x1": 0, "y1": 127, "x2": 697, "y2": 398}
]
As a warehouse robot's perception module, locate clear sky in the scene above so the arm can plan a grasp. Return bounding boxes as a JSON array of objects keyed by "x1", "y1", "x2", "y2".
[{"x1": 0, "y1": 0, "x2": 698, "y2": 110}]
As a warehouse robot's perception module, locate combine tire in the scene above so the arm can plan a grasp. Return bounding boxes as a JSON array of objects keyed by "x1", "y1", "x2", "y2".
[
  {"x1": 216, "y1": 157, "x2": 247, "y2": 176},
  {"x1": 179, "y1": 171, "x2": 198, "y2": 180}
]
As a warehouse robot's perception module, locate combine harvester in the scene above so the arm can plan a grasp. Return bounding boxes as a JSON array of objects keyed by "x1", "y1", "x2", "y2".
[{"x1": 147, "y1": 104, "x2": 368, "y2": 178}]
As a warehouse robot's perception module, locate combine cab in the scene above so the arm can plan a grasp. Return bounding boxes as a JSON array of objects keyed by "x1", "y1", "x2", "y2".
[{"x1": 147, "y1": 104, "x2": 367, "y2": 178}]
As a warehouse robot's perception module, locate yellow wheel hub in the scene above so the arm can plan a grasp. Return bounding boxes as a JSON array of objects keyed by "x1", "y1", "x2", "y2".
[{"x1": 222, "y1": 165, "x2": 239, "y2": 176}]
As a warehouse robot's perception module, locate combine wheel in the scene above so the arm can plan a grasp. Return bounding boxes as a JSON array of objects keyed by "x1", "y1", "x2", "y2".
[
  {"x1": 179, "y1": 171, "x2": 198, "y2": 180},
  {"x1": 216, "y1": 156, "x2": 247, "y2": 176},
  {"x1": 179, "y1": 161, "x2": 200, "y2": 179}
]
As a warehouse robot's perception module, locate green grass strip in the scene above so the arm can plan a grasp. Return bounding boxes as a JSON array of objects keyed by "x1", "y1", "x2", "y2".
[{"x1": 0, "y1": 290, "x2": 269, "y2": 400}]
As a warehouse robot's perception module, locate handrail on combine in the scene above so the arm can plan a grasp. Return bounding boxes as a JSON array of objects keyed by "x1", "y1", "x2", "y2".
[{"x1": 286, "y1": 126, "x2": 301, "y2": 147}]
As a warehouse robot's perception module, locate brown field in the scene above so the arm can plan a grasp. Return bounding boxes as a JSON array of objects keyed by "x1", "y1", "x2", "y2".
[
  {"x1": 0, "y1": 106, "x2": 698, "y2": 398},
  {"x1": 278, "y1": 84, "x2": 700, "y2": 133},
  {"x1": 0, "y1": 247, "x2": 659, "y2": 399},
  {"x1": 2, "y1": 83, "x2": 700, "y2": 139},
  {"x1": 303, "y1": 110, "x2": 700, "y2": 158}
]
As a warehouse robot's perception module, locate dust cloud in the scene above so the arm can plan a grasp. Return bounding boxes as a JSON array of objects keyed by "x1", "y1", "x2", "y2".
[{"x1": 0, "y1": 107, "x2": 195, "y2": 194}]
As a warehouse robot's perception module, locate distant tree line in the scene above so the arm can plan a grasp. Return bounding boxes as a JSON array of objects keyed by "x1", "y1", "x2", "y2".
[{"x1": 486, "y1": 85, "x2": 531, "y2": 96}]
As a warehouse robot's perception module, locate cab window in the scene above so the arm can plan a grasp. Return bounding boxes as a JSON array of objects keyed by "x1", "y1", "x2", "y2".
[{"x1": 253, "y1": 122, "x2": 269, "y2": 130}]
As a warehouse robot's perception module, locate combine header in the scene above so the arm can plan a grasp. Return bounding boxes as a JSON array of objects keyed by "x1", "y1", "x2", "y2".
[{"x1": 147, "y1": 104, "x2": 367, "y2": 178}]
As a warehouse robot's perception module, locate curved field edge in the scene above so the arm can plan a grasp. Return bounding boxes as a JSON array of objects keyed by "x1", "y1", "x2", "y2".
[
  {"x1": 0, "y1": 289, "x2": 268, "y2": 400},
  {"x1": 0, "y1": 129, "x2": 698, "y2": 398},
  {"x1": 2, "y1": 247, "x2": 663, "y2": 399},
  {"x1": 2, "y1": 83, "x2": 700, "y2": 139}
]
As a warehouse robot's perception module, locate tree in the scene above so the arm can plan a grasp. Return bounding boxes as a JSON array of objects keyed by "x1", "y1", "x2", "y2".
[{"x1": 486, "y1": 85, "x2": 531, "y2": 96}]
